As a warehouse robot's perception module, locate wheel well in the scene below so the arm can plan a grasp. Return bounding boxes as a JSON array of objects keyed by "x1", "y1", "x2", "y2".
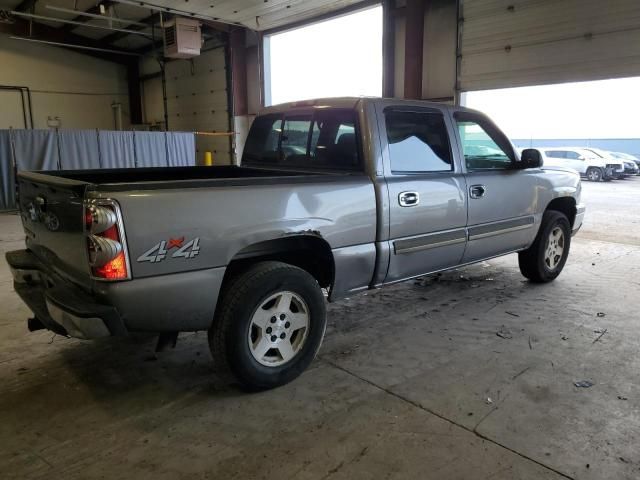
[
  {"x1": 546, "y1": 197, "x2": 576, "y2": 227},
  {"x1": 223, "y1": 235, "x2": 334, "y2": 289}
]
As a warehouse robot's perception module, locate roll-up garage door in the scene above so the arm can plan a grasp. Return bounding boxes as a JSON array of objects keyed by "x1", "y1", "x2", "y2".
[
  {"x1": 459, "y1": 0, "x2": 640, "y2": 91},
  {"x1": 165, "y1": 48, "x2": 231, "y2": 164}
]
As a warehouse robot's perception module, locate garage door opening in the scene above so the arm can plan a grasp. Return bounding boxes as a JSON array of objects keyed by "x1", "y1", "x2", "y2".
[
  {"x1": 462, "y1": 77, "x2": 640, "y2": 152},
  {"x1": 263, "y1": 6, "x2": 383, "y2": 106}
]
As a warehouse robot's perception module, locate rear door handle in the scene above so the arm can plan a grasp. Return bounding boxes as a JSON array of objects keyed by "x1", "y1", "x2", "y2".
[
  {"x1": 470, "y1": 185, "x2": 486, "y2": 199},
  {"x1": 398, "y1": 191, "x2": 420, "y2": 207}
]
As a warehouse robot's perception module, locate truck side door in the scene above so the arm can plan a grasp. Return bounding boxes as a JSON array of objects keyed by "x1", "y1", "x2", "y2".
[
  {"x1": 381, "y1": 106, "x2": 468, "y2": 283},
  {"x1": 453, "y1": 111, "x2": 538, "y2": 263}
]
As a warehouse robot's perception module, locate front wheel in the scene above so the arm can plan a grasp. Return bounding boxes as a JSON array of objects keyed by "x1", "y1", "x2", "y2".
[
  {"x1": 209, "y1": 261, "x2": 327, "y2": 390},
  {"x1": 518, "y1": 210, "x2": 571, "y2": 283},
  {"x1": 586, "y1": 167, "x2": 603, "y2": 182}
]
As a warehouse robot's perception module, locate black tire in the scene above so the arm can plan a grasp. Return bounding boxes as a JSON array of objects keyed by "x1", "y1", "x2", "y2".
[
  {"x1": 209, "y1": 261, "x2": 326, "y2": 390},
  {"x1": 586, "y1": 167, "x2": 603, "y2": 182},
  {"x1": 518, "y1": 210, "x2": 571, "y2": 283}
]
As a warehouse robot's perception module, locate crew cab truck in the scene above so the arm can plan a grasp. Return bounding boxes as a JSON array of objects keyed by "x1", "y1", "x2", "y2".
[{"x1": 6, "y1": 98, "x2": 585, "y2": 390}]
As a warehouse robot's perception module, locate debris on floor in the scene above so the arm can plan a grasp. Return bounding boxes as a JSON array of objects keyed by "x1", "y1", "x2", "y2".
[
  {"x1": 574, "y1": 380, "x2": 594, "y2": 388},
  {"x1": 561, "y1": 334, "x2": 569, "y2": 341},
  {"x1": 496, "y1": 326, "x2": 512, "y2": 339},
  {"x1": 593, "y1": 328, "x2": 608, "y2": 344},
  {"x1": 597, "y1": 312, "x2": 606, "y2": 318},
  {"x1": 617, "y1": 395, "x2": 628, "y2": 401},
  {"x1": 505, "y1": 311, "x2": 520, "y2": 317},
  {"x1": 486, "y1": 397, "x2": 493, "y2": 405}
]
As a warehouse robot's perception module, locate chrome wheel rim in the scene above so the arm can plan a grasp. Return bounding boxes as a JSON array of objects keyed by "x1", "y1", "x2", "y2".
[
  {"x1": 588, "y1": 169, "x2": 599, "y2": 181},
  {"x1": 248, "y1": 291, "x2": 310, "y2": 367},
  {"x1": 544, "y1": 227, "x2": 565, "y2": 270}
]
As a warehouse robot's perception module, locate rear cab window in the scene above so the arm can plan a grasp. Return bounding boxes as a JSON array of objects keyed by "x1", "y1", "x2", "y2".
[{"x1": 242, "y1": 109, "x2": 361, "y2": 172}]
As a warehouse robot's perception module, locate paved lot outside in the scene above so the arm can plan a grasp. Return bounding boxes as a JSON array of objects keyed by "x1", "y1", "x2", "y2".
[{"x1": 1, "y1": 176, "x2": 639, "y2": 480}]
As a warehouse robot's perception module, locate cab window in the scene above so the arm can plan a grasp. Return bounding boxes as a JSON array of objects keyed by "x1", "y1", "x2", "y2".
[
  {"x1": 281, "y1": 116, "x2": 311, "y2": 162},
  {"x1": 385, "y1": 110, "x2": 453, "y2": 173},
  {"x1": 242, "y1": 109, "x2": 360, "y2": 171},
  {"x1": 455, "y1": 113, "x2": 515, "y2": 170}
]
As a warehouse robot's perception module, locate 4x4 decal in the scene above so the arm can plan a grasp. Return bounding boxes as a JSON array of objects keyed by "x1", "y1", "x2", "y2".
[{"x1": 137, "y1": 237, "x2": 200, "y2": 263}]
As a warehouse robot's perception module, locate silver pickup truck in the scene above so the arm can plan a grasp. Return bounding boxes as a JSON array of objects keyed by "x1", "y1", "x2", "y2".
[{"x1": 6, "y1": 97, "x2": 585, "y2": 390}]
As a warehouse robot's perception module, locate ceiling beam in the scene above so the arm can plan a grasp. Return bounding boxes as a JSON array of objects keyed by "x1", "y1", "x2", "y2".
[
  {"x1": 60, "y1": 0, "x2": 118, "y2": 34},
  {"x1": 0, "y1": 15, "x2": 135, "y2": 65},
  {"x1": 99, "y1": 12, "x2": 158, "y2": 45}
]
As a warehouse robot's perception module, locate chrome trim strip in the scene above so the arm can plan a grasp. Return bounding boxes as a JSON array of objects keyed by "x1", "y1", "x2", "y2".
[
  {"x1": 468, "y1": 223, "x2": 533, "y2": 241},
  {"x1": 393, "y1": 228, "x2": 467, "y2": 255},
  {"x1": 395, "y1": 236, "x2": 466, "y2": 254}
]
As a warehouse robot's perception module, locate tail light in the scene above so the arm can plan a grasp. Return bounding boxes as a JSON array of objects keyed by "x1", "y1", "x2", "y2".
[{"x1": 84, "y1": 200, "x2": 131, "y2": 281}]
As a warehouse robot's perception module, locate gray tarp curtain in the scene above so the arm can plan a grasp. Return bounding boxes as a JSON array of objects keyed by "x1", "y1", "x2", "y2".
[
  {"x1": 134, "y1": 131, "x2": 168, "y2": 168},
  {"x1": 58, "y1": 130, "x2": 102, "y2": 170},
  {"x1": 98, "y1": 131, "x2": 136, "y2": 169},
  {"x1": 0, "y1": 129, "x2": 196, "y2": 210}
]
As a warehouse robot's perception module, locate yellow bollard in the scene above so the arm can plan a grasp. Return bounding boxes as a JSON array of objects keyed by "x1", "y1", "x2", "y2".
[{"x1": 204, "y1": 151, "x2": 213, "y2": 166}]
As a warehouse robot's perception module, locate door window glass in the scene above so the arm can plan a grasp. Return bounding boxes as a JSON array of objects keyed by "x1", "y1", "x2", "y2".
[
  {"x1": 456, "y1": 118, "x2": 514, "y2": 170},
  {"x1": 385, "y1": 111, "x2": 453, "y2": 173},
  {"x1": 546, "y1": 150, "x2": 566, "y2": 159}
]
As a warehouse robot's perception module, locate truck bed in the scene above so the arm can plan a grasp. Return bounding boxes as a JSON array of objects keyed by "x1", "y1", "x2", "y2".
[{"x1": 34, "y1": 165, "x2": 341, "y2": 188}]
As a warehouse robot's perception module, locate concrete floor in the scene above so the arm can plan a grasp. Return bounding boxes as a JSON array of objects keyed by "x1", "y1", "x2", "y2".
[{"x1": 1, "y1": 177, "x2": 639, "y2": 480}]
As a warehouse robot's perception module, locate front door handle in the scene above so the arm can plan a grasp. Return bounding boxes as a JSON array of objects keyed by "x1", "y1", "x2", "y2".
[
  {"x1": 470, "y1": 184, "x2": 486, "y2": 199},
  {"x1": 398, "y1": 191, "x2": 420, "y2": 207}
]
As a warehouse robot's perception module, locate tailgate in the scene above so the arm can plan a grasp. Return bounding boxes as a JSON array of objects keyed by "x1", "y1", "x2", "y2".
[{"x1": 17, "y1": 172, "x2": 92, "y2": 288}]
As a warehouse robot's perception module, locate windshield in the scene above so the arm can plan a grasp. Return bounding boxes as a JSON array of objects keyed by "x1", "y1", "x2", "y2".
[
  {"x1": 242, "y1": 109, "x2": 361, "y2": 171},
  {"x1": 612, "y1": 152, "x2": 638, "y2": 161}
]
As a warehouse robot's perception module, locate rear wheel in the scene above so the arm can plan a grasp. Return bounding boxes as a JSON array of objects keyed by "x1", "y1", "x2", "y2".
[
  {"x1": 586, "y1": 167, "x2": 603, "y2": 182},
  {"x1": 209, "y1": 261, "x2": 327, "y2": 390},
  {"x1": 518, "y1": 210, "x2": 571, "y2": 283}
]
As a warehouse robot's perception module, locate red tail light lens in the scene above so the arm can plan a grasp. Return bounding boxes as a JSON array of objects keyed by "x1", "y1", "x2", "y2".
[
  {"x1": 84, "y1": 201, "x2": 130, "y2": 281},
  {"x1": 94, "y1": 251, "x2": 128, "y2": 280}
]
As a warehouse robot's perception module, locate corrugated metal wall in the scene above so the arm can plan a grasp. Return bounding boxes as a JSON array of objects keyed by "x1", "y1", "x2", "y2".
[
  {"x1": 165, "y1": 47, "x2": 231, "y2": 165},
  {"x1": 460, "y1": 0, "x2": 640, "y2": 91}
]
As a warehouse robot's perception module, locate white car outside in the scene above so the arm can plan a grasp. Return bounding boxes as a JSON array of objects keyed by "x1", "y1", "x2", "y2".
[
  {"x1": 582, "y1": 148, "x2": 626, "y2": 178},
  {"x1": 533, "y1": 147, "x2": 623, "y2": 182}
]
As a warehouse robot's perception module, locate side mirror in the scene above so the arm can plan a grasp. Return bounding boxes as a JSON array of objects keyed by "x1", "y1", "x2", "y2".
[
  {"x1": 519, "y1": 149, "x2": 542, "y2": 169},
  {"x1": 578, "y1": 156, "x2": 585, "y2": 161}
]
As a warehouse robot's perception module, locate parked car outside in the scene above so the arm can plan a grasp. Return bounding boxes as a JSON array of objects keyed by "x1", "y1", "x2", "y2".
[
  {"x1": 534, "y1": 147, "x2": 621, "y2": 182},
  {"x1": 6, "y1": 98, "x2": 585, "y2": 390},
  {"x1": 582, "y1": 148, "x2": 627, "y2": 179},
  {"x1": 610, "y1": 152, "x2": 640, "y2": 176}
]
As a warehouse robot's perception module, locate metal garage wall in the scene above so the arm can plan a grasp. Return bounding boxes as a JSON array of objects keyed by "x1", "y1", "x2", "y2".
[
  {"x1": 459, "y1": 0, "x2": 640, "y2": 91},
  {"x1": 165, "y1": 48, "x2": 231, "y2": 165}
]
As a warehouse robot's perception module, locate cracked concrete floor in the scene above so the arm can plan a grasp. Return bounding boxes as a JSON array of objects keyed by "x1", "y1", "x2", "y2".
[{"x1": 1, "y1": 178, "x2": 639, "y2": 480}]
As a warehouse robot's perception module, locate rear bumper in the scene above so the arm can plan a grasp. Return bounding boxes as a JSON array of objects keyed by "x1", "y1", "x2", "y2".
[{"x1": 6, "y1": 250, "x2": 127, "y2": 339}]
